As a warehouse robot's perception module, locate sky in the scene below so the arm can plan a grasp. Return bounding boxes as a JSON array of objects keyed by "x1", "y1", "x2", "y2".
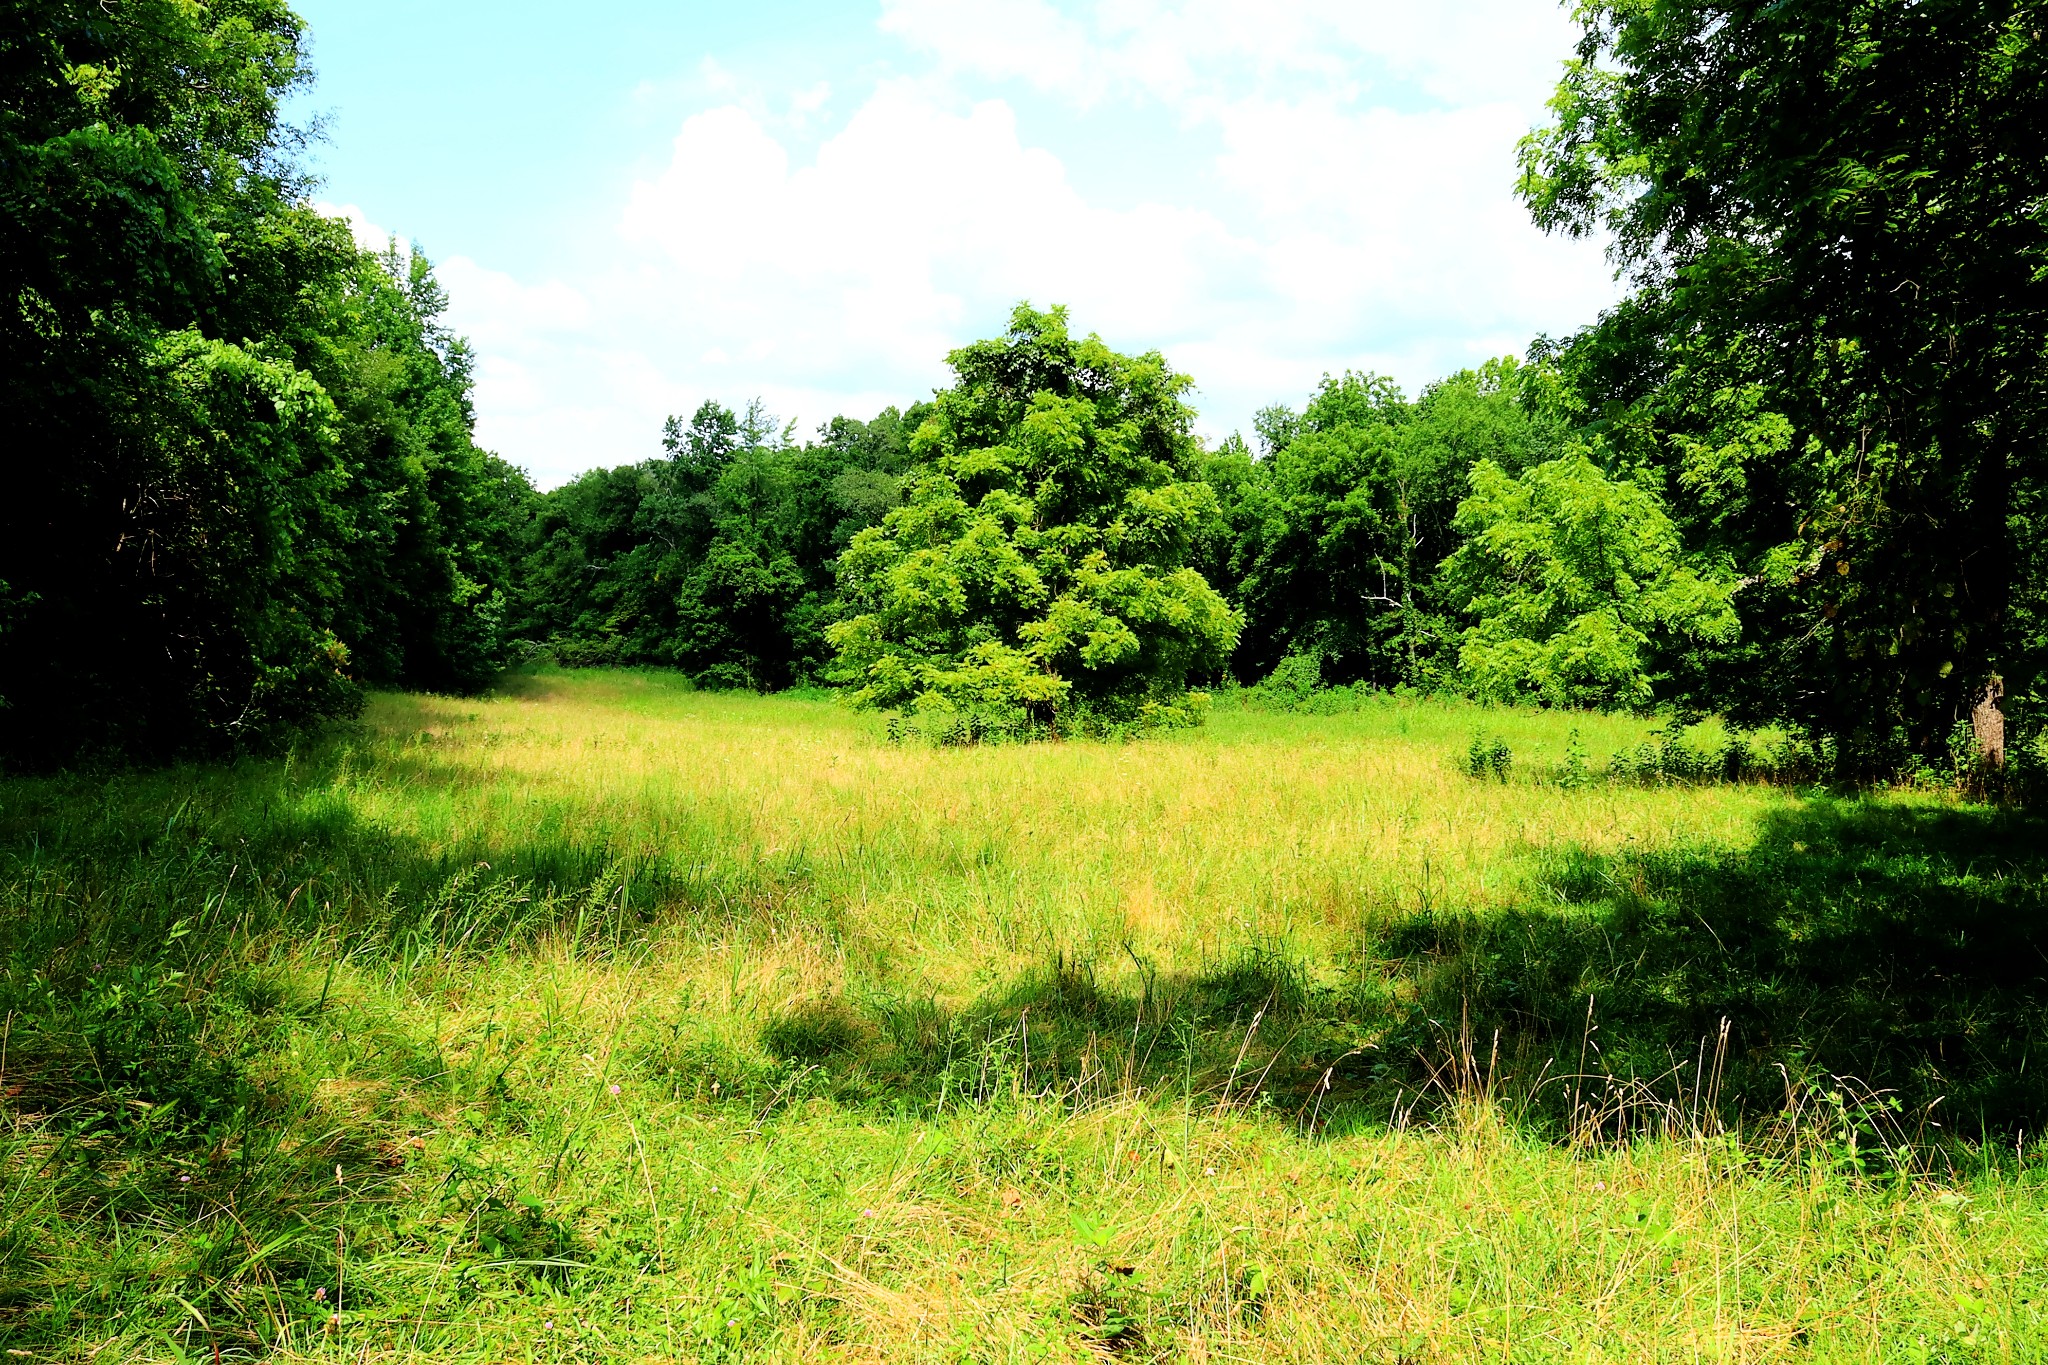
[{"x1": 288, "y1": 1, "x2": 1619, "y2": 489}]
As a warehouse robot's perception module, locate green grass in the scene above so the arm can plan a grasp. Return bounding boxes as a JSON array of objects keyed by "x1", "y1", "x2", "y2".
[{"x1": 3, "y1": 669, "x2": 2046, "y2": 1361}]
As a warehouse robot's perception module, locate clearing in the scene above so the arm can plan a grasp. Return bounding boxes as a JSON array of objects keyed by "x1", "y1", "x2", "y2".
[{"x1": 4, "y1": 670, "x2": 2045, "y2": 1361}]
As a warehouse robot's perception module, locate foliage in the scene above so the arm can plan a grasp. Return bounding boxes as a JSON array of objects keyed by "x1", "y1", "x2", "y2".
[
  {"x1": 1463, "y1": 731, "x2": 1514, "y2": 782},
  {"x1": 0, "y1": 0, "x2": 527, "y2": 763},
  {"x1": 513, "y1": 401, "x2": 916, "y2": 688},
  {"x1": 830, "y1": 304, "x2": 1240, "y2": 732},
  {"x1": 1442, "y1": 453, "x2": 1738, "y2": 708},
  {"x1": 1519, "y1": 0, "x2": 2048, "y2": 768},
  {"x1": 1215, "y1": 361, "x2": 1571, "y2": 691},
  {"x1": 3, "y1": 0, "x2": 338, "y2": 759},
  {"x1": 313, "y1": 244, "x2": 533, "y2": 694}
]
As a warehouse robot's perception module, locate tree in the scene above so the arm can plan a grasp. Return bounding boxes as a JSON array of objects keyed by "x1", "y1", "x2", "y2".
[
  {"x1": 1519, "y1": 0, "x2": 2048, "y2": 767},
  {"x1": 1, "y1": 0, "x2": 533, "y2": 761},
  {"x1": 1, "y1": 0, "x2": 352, "y2": 760},
  {"x1": 1218, "y1": 362, "x2": 1567, "y2": 689},
  {"x1": 512, "y1": 401, "x2": 918, "y2": 687},
  {"x1": 314, "y1": 243, "x2": 532, "y2": 693},
  {"x1": 1442, "y1": 454, "x2": 1738, "y2": 708},
  {"x1": 829, "y1": 305, "x2": 1240, "y2": 732}
]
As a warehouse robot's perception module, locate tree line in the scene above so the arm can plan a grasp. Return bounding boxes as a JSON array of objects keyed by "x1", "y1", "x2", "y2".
[
  {"x1": 515, "y1": 307, "x2": 1749, "y2": 738},
  {"x1": 2, "y1": 0, "x2": 530, "y2": 765},
  {"x1": 3, "y1": 0, "x2": 2041, "y2": 778}
]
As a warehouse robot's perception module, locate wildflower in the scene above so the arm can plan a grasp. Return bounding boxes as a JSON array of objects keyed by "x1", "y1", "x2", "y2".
[
  {"x1": 178, "y1": 1174, "x2": 191, "y2": 1183},
  {"x1": 313, "y1": 1288, "x2": 327, "y2": 1302},
  {"x1": 609, "y1": 1083, "x2": 621, "y2": 1095}
]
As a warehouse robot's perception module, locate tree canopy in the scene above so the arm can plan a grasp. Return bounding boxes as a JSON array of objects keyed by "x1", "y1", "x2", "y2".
[
  {"x1": 2, "y1": 0, "x2": 527, "y2": 763},
  {"x1": 7, "y1": 0, "x2": 2045, "y2": 777},
  {"x1": 511, "y1": 401, "x2": 916, "y2": 689},
  {"x1": 1519, "y1": 0, "x2": 2048, "y2": 768},
  {"x1": 828, "y1": 305, "x2": 1239, "y2": 734},
  {"x1": 1443, "y1": 453, "x2": 1738, "y2": 708}
]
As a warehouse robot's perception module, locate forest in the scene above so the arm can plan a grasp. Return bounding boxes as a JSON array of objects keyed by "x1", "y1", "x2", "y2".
[
  {"x1": 5, "y1": 0, "x2": 2044, "y2": 782},
  {"x1": 5, "y1": 1, "x2": 2048, "y2": 1361}
]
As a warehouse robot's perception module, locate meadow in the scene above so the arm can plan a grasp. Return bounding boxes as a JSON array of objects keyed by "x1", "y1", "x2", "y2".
[{"x1": 4, "y1": 670, "x2": 2047, "y2": 1362}]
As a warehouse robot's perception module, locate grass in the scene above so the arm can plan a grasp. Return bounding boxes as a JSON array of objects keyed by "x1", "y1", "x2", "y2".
[{"x1": 3, "y1": 667, "x2": 2046, "y2": 1361}]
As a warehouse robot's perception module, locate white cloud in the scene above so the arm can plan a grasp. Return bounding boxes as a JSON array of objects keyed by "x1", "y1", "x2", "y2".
[
  {"x1": 315, "y1": 201, "x2": 396, "y2": 254},
  {"x1": 877, "y1": 0, "x2": 1580, "y2": 110},
  {"x1": 407, "y1": 2, "x2": 1617, "y2": 487}
]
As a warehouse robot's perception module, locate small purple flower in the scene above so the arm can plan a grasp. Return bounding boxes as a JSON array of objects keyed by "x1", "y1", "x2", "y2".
[{"x1": 609, "y1": 1083, "x2": 620, "y2": 1095}]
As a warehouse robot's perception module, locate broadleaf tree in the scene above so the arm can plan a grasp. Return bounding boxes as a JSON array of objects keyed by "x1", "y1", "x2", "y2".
[
  {"x1": 1441, "y1": 453, "x2": 1739, "y2": 708},
  {"x1": 1, "y1": 0, "x2": 532, "y2": 762},
  {"x1": 1519, "y1": 0, "x2": 2048, "y2": 768},
  {"x1": 829, "y1": 305, "x2": 1240, "y2": 734}
]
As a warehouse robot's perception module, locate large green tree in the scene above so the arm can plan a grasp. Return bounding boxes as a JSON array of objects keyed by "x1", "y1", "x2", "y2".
[
  {"x1": 1520, "y1": 0, "x2": 2048, "y2": 766},
  {"x1": 1, "y1": 0, "x2": 349, "y2": 759},
  {"x1": 1442, "y1": 452, "x2": 1739, "y2": 708},
  {"x1": 315, "y1": 243, "x2": 533, "y2": 694},
  {"x1": 829, "y1": 305, "x2": 1239, "y2": 732},
  {"x1": 1, "y1": 0, "x2": 530, "y2": 762}
]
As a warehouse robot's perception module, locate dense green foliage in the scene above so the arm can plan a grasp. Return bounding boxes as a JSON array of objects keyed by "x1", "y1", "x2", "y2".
[
  {"x1": 1443, "y1": 452, "x2": 1738, "y2": 707},
  {"x1": 0, "y1": 0, "x2": 527, "y2": 765},
  {"x1": 1208, "y1": 360, "x2": 1581, "y2": 692},
  {"x1": 511, "y1": 400, "x2": 917, "y2": 689},
  {"x1": 1519, "y1": 0, "x2": 2048, "y2": 768},
  {"x1": 504, "y1": 343, "x2": 1720, "y2": 733},
  {"x1": 830, "y1": 305, "x2": 1239, "y2": 733}
]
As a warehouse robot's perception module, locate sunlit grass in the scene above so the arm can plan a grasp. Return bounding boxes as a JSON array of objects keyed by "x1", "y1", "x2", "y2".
[
  {"x1": 349, "y1": 670, "x2": 1788, "y2": 995},
  {"x1": 3, "y1": 669, "x2": 2044, "y2": 1362}
]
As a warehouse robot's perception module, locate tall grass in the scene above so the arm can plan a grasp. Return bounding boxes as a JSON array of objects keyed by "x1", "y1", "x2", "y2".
[{"x1": 3, "y1": 667, "x2": 2044, "y2": 1361}]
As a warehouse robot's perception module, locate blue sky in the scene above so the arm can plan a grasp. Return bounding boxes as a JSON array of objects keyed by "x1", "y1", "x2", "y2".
[{"x1": 290, "y1": 1, "x2": 1618, "y2": 487}]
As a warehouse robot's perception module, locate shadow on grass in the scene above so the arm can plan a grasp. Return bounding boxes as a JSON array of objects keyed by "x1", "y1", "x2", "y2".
[
  {"x1": 1383, "y1": 798, "x2": 2048, "y2": 1137},
  {"x1": 712, "y1": 800, "x2": 2048, "y2": 1142},
  {"x1": 724, "y1": 942, "x2": 1370, "y2": 1119},
  {"x1": 0, "y1": 738, "x2": 726, "y2": 1357}
]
